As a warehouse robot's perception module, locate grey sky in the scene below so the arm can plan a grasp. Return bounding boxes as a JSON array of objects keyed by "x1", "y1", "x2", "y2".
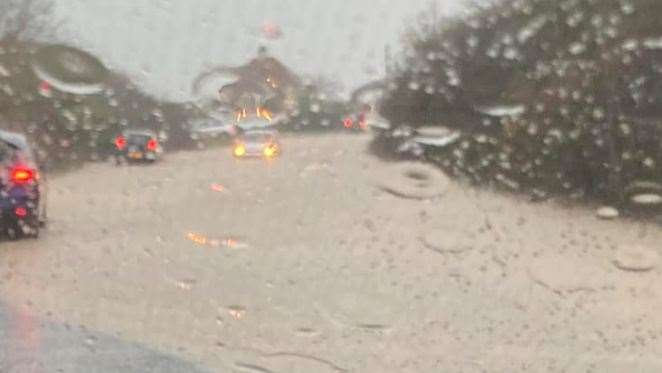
[{"x1": 54, "y1": 0, "x2": 463, "y2": 102}]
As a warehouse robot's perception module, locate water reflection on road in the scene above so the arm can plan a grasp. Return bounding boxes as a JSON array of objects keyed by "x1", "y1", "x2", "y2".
[{"x1": 0, "y1": 301, "x2": 208, "y2": 373}]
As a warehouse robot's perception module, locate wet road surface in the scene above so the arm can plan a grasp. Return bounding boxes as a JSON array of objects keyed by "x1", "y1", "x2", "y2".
[
  {"x1": 1, "y1": 134, "x2": 662, "y2": 372},
  {"x1": 0, "y1": 302, "x2": 209, "y2": 373}
]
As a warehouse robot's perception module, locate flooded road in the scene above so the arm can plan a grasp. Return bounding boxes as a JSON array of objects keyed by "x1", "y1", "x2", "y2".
[{"x1": 1, "y1": 134, "x2": 662, "y2": 372}]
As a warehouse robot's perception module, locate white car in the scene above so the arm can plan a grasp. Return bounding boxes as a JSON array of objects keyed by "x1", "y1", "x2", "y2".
[{"x1": 233, "y1": 130, "x2": 281, "y2": 159}]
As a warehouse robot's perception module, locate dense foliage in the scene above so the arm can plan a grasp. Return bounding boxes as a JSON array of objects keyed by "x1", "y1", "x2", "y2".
[
  {"x1": 0, "y1": 40, "x2": 197, "y2": 170},
  {"x1": 378, "y1": 0, "x2": 662, "y2": 202}
]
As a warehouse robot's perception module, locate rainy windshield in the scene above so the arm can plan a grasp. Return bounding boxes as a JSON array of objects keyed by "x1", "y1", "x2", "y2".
[
  {"x1": 2, "y1": 0, "x2": 662, "y2": 372},
  {"x1": 0, "y1": 142, "x2": 11, "y2": 163}
]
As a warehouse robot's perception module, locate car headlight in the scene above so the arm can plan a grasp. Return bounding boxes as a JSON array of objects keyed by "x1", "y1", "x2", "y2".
[
  {"x1": 264, "y1": 145, "x2": 277, "y2": 158},
  {"x1": 234, "y1": 144, "x2": 246, "y2": 157}
]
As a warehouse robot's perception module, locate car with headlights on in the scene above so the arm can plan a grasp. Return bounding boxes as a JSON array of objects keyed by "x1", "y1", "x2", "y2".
[{"x1": 233, "y1": 130, "x2": 281, "y2": 159}]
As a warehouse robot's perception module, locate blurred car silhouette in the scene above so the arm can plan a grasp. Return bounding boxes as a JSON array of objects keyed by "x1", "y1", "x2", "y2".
[
  {"x1": 188, "y1": 118, "x2": 237, "y2": 143},
  {"x1": 0, "y1": 130, "x2": 45, "y2": 238},
  {"x1": 233, "y1": 130, "x2": 281, "y2": 159},
  {"x1": 235, "y1": 116, "x2": 273, "y2": 132},
  {"x1": 114, "y1": 129, "x2": 163, "y2": 164}
]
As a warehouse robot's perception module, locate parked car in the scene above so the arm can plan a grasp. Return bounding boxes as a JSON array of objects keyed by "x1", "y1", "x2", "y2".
[
  {"x1": 0, "y1": 130, "x2": 45, "y2": 238},
  {"x1": 187, "y1": 119, "x2": 237, "y2": 149},
  {"x1": 114, "y1": 129, "x2": 163, "y2": 164},
  {"x1": 188, "y1": 119, "x2": 237, "y2": 140}
]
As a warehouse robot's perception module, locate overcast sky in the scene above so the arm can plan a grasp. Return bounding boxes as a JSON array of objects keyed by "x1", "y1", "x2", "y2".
[{"x1": 53, "y1": 0, "x2": 464, "y2": 102}]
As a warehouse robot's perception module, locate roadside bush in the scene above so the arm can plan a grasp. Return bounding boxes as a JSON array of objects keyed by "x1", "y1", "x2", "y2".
[
  {"x1": 276, "y1": 86, "x2": 356, "y2": 133},
  {"x1": 378, "y1": 0, "x2": 662, "y2": 203}
]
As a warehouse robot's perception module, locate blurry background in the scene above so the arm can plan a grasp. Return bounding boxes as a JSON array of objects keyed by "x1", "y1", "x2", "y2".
[
  {"x1": 2, "y1": 0, "x2": 662, "y2": 210},
  {"x1": 54, "y1": 0, "x2": 464, "y2": 101}
]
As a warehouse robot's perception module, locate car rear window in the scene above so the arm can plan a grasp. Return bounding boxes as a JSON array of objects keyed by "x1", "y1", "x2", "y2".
[{"x1": 127, "y1": 134, "x2": 152, "y2": 144}]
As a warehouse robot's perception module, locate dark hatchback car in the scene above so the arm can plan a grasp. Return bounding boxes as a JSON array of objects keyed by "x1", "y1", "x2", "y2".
[
  {"x1": 0, "y1": 130, "x2": 45, "y2": 238},
  {"x1": 114, "y1": 129, "x2": 163, "y2": 164}
]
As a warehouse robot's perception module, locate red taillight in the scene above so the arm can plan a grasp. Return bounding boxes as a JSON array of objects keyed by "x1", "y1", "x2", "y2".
[
  {"x1": 14, "y1": 207, "x2": 27, "y2": 218},
  {"x1": 11, "y1": 167, "x2": 35, "y2": 184},
  {"x1": 343, "y1": 117, "x2": 354, "y2": 129},
  {"x1": 115, "y1": 135, "x2": 127, "y2": 150},
  {"x1": 146, "y1": 138, "x2": 158, "y2": 151}
]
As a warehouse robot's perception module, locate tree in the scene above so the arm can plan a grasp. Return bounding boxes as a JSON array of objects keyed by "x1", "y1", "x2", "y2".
[
  {"x1": 379, "y1": 0, "x2": 662, "y2": 202},
  {"x1": 0, "y1": 0, "x2": 57, "y2": 42}
]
